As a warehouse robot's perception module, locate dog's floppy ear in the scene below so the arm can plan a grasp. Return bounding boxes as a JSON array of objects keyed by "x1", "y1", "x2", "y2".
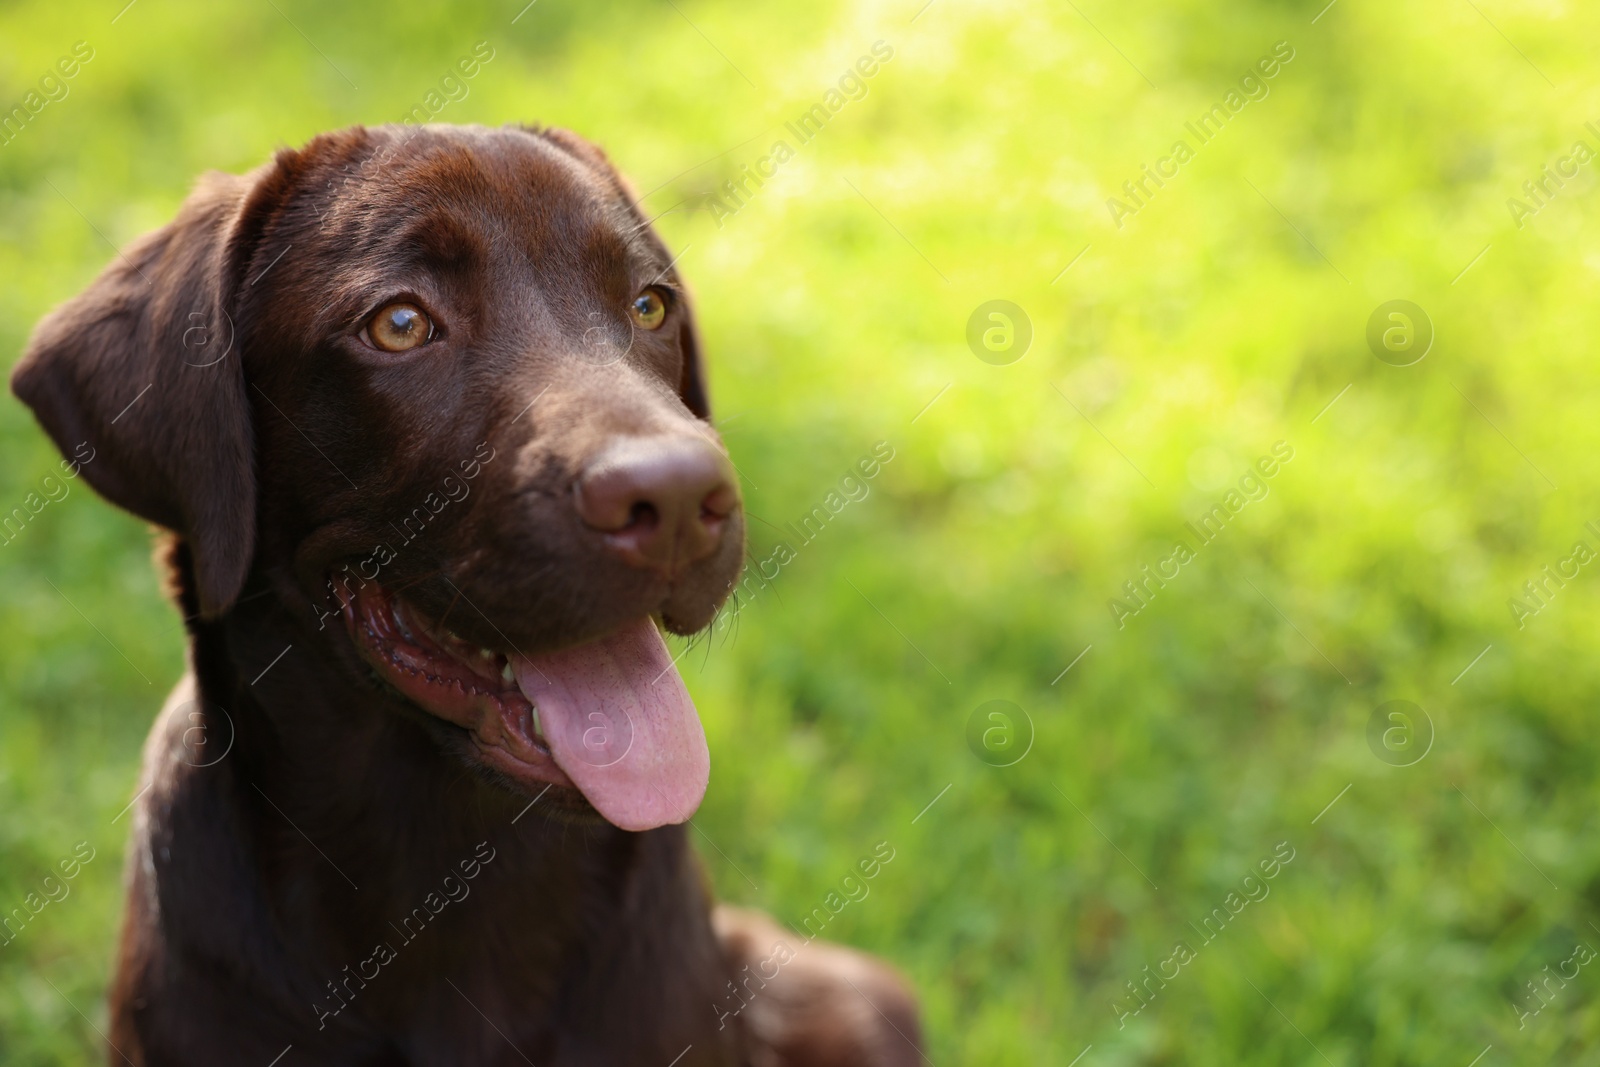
[{"x1": 11, "y1": 167, "x2": 275, "y2": 618}]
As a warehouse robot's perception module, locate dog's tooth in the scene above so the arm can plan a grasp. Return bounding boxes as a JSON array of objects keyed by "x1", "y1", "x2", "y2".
[
  {"x1": 390, "y1": 603, "x2": 416, "y2": 641},
  {"x1": 530, "y1": 704, "x2": 544, "y2": 740},
  {"x1": 501, "y1": 662, "x2": 514, "y2": 684}
]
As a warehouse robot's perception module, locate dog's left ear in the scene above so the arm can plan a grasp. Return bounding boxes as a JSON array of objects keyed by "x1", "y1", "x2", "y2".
[{"x1": 12, "y1": 167, "x2": 277, "y2": 618}]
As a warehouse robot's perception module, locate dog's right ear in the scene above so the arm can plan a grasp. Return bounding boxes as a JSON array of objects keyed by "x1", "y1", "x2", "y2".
[{"x1": 11, "y1": 166, "x2": 281, "y2": 618}]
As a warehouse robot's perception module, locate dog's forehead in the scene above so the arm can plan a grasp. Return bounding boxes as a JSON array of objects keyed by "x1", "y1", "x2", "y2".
[{"x1": 301, "y1": 126, "x2": 644, "y2": 261}]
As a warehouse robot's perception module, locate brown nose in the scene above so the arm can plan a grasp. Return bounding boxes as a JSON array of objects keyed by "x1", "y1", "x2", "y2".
[{"x1": 574, "y1": 435, "x2": 740, "y2": 573}]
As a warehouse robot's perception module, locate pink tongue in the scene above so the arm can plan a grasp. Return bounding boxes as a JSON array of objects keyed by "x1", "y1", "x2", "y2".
[{"x1": 508, "y1": 619, "x2": 708, "y2": 832}]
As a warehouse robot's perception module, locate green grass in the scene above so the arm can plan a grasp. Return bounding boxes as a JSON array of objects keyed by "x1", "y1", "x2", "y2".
[{"x1": 5, "y1": 0, "x2": 1600, "y2": 1062}]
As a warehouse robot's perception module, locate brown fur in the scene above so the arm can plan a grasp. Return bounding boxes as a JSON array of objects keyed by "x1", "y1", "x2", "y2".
[{"x1": 11, "y1": 123, "x2": 920, "y2": 1067}]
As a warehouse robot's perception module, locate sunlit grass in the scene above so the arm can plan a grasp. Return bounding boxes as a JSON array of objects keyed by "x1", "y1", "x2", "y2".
[{"x1": 4, "y1": 0, "x2": 1600, "y2": 1062}]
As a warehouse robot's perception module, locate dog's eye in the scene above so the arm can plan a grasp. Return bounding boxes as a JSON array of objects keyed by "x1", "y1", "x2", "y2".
[
  {"x1": 365, "y1": 303, "x2": 433, "y2": 352},
  {"x1": 628, "y1": 288, "x2": 668, "y2": 331}
]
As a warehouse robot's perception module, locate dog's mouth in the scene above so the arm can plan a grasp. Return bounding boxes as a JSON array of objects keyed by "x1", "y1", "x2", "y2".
[{"x1": 343, "y1": 580, "x2": 708, "y2": 832}]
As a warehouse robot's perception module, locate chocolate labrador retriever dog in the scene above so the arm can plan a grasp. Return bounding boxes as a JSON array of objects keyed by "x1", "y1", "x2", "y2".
[{"x1": 12, "y1": 123, "x2": 921, "y2": 1066}]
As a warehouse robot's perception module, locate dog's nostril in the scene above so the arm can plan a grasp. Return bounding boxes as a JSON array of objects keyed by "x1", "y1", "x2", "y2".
[
  {"x1": 701, "y1": 483, "x2": 739, "y2": 521},
  {"x1": 574, "y1": 435, "x2": 740, "y2": 572},
  {"x1": 626, "y1": 501, "x2": 660, "y2": 530}
]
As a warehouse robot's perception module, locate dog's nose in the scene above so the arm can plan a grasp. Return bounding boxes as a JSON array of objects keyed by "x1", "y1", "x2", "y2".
[{"x1": 574, "y1": 435, "x2": 739, "y2": 573}]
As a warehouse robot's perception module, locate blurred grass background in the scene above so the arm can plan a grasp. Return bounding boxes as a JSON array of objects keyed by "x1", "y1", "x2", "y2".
[{"x1": 4, "y1": 0, "x2": 1600, "y2": 1063}]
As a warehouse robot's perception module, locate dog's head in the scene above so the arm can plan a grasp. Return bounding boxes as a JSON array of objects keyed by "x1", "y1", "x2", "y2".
[{"x1": 12, "y1": 124, "x2": 745, "y2": 831}]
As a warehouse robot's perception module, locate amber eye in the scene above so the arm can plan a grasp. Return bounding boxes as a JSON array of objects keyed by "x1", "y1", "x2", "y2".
[
  {"x1": 629, "y1": 288, "x2": 668, "y2": 331},
  {"x1": 365, "y1": 302, "x2": 433, "y2": 352}
]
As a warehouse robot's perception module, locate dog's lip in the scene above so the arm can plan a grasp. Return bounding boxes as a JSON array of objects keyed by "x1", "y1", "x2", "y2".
[{"x1": 341, "y1": 577, "x2": 578, "y2": 795}]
